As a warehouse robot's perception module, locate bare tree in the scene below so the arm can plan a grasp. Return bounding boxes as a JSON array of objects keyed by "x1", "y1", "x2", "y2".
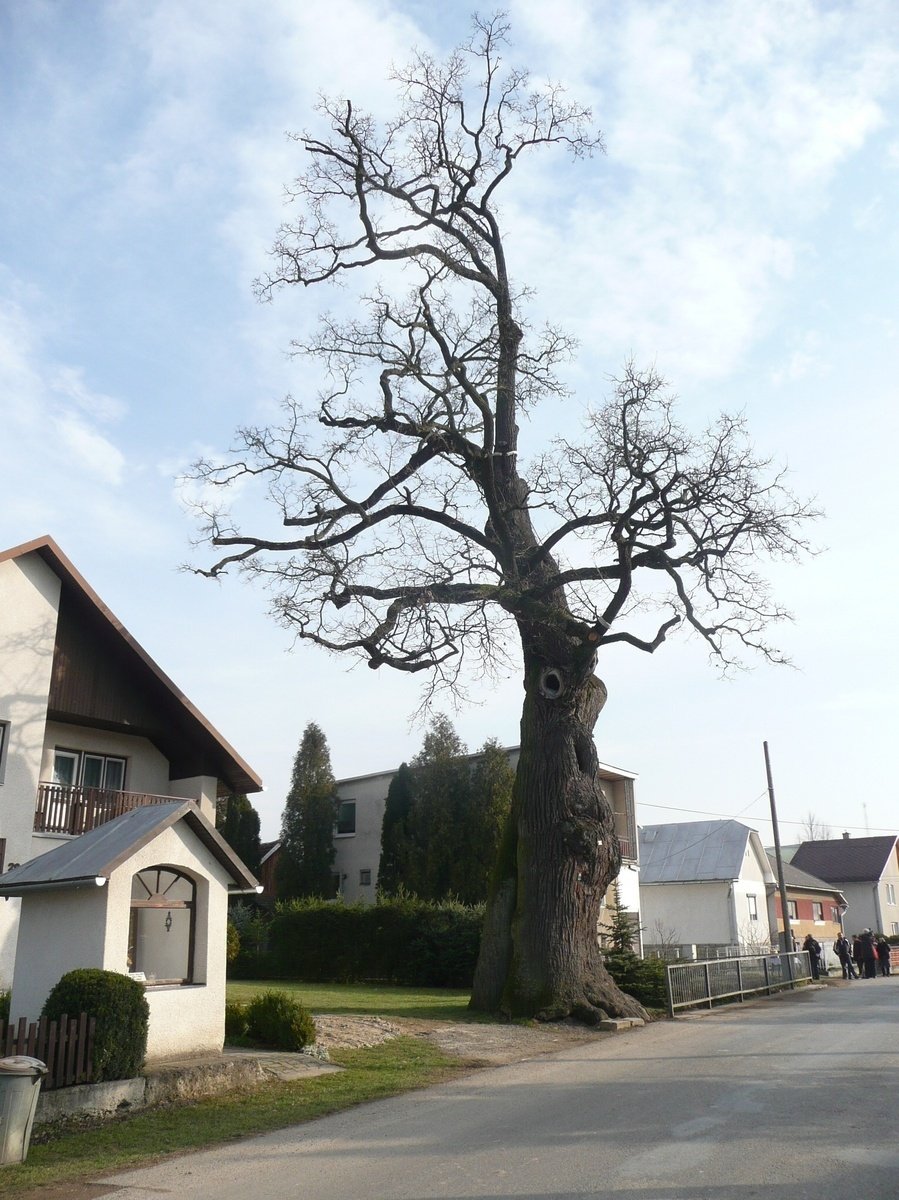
[
  {"x1": 191, "y1": 17, "x2": 815, "y2": 1022},
  {"x1": 799, "y1": 811, "x2": 832, "y2": 841}
]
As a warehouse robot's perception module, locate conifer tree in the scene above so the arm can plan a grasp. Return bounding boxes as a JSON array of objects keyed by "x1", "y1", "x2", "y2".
[
  {"x1": 215, "y1": 793, "x2": 262, "y2": 874},
  {"x1": 378, "y1": 762, "x2": 416, "y2": 896},
  {"x1": 410, "y1": 715, "x2": 470, "y2": 900},
  {"x1": 277, "y1": 722, "x2": 337, "y2": 899}
]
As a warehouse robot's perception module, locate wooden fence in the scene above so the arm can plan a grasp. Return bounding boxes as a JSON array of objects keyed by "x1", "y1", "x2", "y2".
[{"x1": 0, "y1": 1013, "x2": 95, "y2": 1090}]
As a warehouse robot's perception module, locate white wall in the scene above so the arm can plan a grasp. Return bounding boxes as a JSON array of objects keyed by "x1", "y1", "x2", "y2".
[
  {"x1": 168, "y1": 775, "x2": 218, "y2": 823},
  {"x1": 334, "y1": 771, "x2": 392, "y2": 903},
  {"x1": 10, "y1": 883, "x2": 109, "y2": 1021},
  {"x1": 40, "y1": 721, "x2": 172, "y2": 796},
  {"x1": 640, "y1": 881, "x2": 734, "y2": 946},
  {"x1": 0, "y1": 554, "x2": 61, "y2": 987}
]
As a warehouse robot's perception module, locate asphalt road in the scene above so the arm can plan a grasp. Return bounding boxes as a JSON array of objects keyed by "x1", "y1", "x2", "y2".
[{"x1": 101, "y1": 975, "x2": 899, "y2": 1200}]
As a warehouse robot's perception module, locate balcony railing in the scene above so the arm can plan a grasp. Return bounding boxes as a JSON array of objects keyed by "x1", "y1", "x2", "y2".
[{"x1": 34, "y1": 783, "x2": 179, "y2": 837}]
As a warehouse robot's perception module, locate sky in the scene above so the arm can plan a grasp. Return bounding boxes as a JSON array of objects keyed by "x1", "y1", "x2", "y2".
[{"x1": 2, "y1": 0, "x2": 898, "y2": 846}]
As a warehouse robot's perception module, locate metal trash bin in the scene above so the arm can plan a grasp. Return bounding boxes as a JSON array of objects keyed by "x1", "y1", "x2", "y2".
[{"x1": 0, "y1": 1056, "x2": 47, "y2": 1165}]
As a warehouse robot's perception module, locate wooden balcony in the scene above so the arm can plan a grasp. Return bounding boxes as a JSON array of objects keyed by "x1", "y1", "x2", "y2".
[{"x1": 34, "y1": 783, "x2": 180, "y2": 837}]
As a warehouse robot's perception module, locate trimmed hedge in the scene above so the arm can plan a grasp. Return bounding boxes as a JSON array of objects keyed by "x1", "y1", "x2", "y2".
[
  {"x1": 41, "y1": 968, "x2": 149, "y2": 1082},
  {"x1": 230, "y1": 895, "x2": 484, "y2": 988}
]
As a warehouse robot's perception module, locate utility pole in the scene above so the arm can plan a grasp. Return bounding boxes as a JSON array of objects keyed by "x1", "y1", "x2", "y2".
[{"x1": 764, "y1": 741, "x2": 794, "y2": 962}]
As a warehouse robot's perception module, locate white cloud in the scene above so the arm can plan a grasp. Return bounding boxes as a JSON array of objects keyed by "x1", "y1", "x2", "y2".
[{"x1": 0, "y1": 289, "x2": 128, "y2": 504}]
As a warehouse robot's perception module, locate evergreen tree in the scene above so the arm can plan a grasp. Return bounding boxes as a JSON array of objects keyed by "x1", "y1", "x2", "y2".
[
  {"x1": 410, "y1": 715, "x2": 470, "y2": 900},
  {"x1": 378, "y1": 762, "x2": 416, "y2": 896},
  {"x1": 215, "y1": 793, "x2": 262, "y2": 874},
  {"x1": 600, "y1": 881, "x2": 640, "y2": 954},
  {"x1": 277, "y1": 722, "x2": 337, "y2": 899},
  {"x1": 455, "y1": 739, "x2": 515, "y2": 904}
]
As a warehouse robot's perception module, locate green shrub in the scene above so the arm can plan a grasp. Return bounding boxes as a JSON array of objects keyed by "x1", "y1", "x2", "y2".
[
  {"x1": 224, "y1": 999, "x2": 249, "y2": 1040},
  {"x1": 0, "y1": 990, "x2": 9, "y2": 1025},
  {"x1": 226, "y1": 921, "x2": 241, "y2": 963},
  {"x1": 604, "y1": 952, "x2": 668, "y2": 1009},
  {"x1": 42, "y1": 968, "x2": 149, "y2": 1082},
  {"x1": 245, "y1": 990, "x2": 316, "y2": 1051}
]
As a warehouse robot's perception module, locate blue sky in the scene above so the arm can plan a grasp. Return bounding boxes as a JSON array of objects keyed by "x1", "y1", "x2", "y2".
[{"x1": 2, "y1": 0, "x2": 898, "y2": 845}]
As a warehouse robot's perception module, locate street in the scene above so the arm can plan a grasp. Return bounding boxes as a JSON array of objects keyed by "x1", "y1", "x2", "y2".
[{"x1": 101, "y1": 976, "x2": 899, "y2": 1199}]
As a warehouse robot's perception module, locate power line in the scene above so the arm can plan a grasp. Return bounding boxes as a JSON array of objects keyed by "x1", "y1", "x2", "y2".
[{"x1": 636, "y1": 798, "x2": 897, "y2": 835}]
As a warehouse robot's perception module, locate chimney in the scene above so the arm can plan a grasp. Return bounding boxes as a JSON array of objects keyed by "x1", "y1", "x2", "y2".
[{"x1": 843, "y1": 831, "x2": 851, "y2": 840}]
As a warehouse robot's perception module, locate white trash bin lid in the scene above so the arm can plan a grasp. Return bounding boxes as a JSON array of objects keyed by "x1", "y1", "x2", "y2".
[{"x1": 0, "y1": 1056, "x2": 47, "y2": 1075}]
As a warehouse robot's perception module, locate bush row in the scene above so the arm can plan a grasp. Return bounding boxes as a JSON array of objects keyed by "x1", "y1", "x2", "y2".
[{"x1": 230, "y1": 895, "x2": 484, "y2": 988}]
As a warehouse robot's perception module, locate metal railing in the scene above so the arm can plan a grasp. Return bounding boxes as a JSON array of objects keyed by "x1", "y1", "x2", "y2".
[
  {"x1": 34, "y1": 782, "x2": 178, "y2": 836},
  {"x1": 666, "y1": 951, "x2": 812, "y2": 1017}
]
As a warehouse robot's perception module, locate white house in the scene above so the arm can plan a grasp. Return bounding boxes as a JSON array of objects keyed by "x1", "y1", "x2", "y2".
[
  {"x1": 332, "y1": 749, "x2": 643, "y2": 945},
  {"x1": 639, "y1": 820, "x2": 778, "y2": 957},
  {"x1": 0, "y1": 536, "x2": 262, "y2": 1056}
]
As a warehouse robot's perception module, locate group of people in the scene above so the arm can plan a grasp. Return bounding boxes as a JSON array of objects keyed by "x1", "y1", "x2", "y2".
[{"x1": 829, "y1": 930, "x2": 892, "y2": 979}]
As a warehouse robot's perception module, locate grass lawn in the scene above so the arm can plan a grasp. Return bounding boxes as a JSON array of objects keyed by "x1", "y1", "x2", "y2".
[
  {"x1": 226, "y1": 979, "x2": 483, "y2": 1021},
  {"x1": 2, "y1": 1037, "x2": 469, "y2": 1198},
  {"x1": 0, "y1": 983, "x2": 482, "y2": 1198}
]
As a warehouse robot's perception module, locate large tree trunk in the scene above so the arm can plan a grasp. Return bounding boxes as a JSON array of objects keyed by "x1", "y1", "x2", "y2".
[{"x1": 471, "y1": 636, "x2": 647, "y2": 1022}]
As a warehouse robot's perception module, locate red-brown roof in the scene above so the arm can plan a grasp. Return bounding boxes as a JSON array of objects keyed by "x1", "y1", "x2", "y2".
[{"x1": 1, "y1": 536, "x2": 262, "y2": 796}]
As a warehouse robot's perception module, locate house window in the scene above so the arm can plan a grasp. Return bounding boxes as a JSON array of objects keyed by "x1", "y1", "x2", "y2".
[
  {"x1": 0, "y1": 721, "x2": 9, "y2": 785},
  {"x1": 787, "y1": 900, "x2": 798, "y2": 920},
  {"x1": 887, "y1": 884, "x2": 896, "y2": 906},
  {"x1": 129, "y1": 865, "x2": 196, "y2": 984},
  {"x1": 0, "y1": 838, "x2": 5, "y2": 874},
  {"x1": 812, "y1": 902, "x2": 824, "y2": 922},
  {"x1": 892, "y1": 922, "x2": 899, "y2": 936},
  {"x1": 747, "y1": 894, "x2": 758, "y2": 921},
  {"x1": 331, "y1": 873, "x2": 342, "y2": 897},
  {"x1": 831, "y1": 907, "x2": 840, "y2": 923},
  {"x1": 359, "y1": 868, "x2": 372, "y2": 886},
  {"x1": 53, "y1": 749, "x2": 126, "y2": 791},
  {"x1": 336, "y1": 800, "x2": 356, "y2": 836}
]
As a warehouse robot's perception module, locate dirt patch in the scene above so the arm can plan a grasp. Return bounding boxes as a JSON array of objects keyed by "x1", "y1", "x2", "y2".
[{"x1": 314, "y1": 1013, "x2": 613, "y2": 1065}]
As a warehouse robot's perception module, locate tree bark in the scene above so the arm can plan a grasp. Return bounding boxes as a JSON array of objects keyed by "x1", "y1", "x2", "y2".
[{"x1": 471, "y1": 633, "x2": 647, "y2": 1022}]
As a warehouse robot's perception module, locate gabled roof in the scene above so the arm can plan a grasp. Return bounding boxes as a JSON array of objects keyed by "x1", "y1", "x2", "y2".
[
  {"x1": 791, "y1": 836, "x2": 899, "y2": 885},
  {"x1": 767, "y1": 854, "x2": 846, "y2": 899},
  {"x1": 0, "y1": 801, "x2": 260, "y2": 895},
  {"x1": 639, "y1": 819, "x2": 762, "y2": 884},
  {"x1": 0, "y1": 536, "x2": 261, "y2": 795}
]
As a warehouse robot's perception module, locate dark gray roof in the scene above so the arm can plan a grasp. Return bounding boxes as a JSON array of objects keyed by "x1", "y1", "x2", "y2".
[
  {"x1": 767, "y1": 854, "x2": 846, "y2": 898},
  {"x1": 791, "y1": 836, "x2": 898, "y2": 885},
  {"x1": 0, "y1": 802, "x2": 260, "y2": 895},
  {"x1": 639, "y1": 820, "x2": 755, "y2": 884}
]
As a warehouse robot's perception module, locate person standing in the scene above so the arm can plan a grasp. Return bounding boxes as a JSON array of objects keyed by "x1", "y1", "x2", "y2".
[
  {"x1": 852, "y1": 934, "x2": 864, "y2": 978},
  {"x1": 834, "y1": 933, "x2": 857, "y2": 979},
  {"x1": 860, "y1": 929, "x2": 878, "y2": 979},
  {"x1": 876, "y1": 936, "x2": 891, "y2": 977},
  {"x1": 803, "y1": 932, "x2": 821, "y2": 980}
]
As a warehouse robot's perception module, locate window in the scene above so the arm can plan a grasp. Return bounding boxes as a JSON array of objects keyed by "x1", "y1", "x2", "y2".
[
  {"x1": 892, "y1": 922, "x2": 899, "y2": 936},
  {"x1": 0, "y1": 721, "x2": 9, "y2": 785},
  {"x1": 787, "y1": 900, "x2": 798, "y2": 920},
  {"x1": 812, "y1": 902, "x2": 824, "y2": 922},
  {"x1": 53, "y1": 749, "x2": 126, "y2": 791},
  {"x1": 887, "y1": 884, "x2": 896, "y2": 906},
  {"x1": 747, "y1": 894, "x2": 758, "y2": 921},
  {"x1": 0, "y1": 838, "x2": 5, "y2": 874},
  {"x1": 336, "y1": 800, "x2": 356, "y2": 836},
  {"x1": 831, "y1": 907, "x2": 840, "y2": 923},
  {"x1": 331, "y1": 873, "x2": 342, "y2": 897},
  {"x1": 359, "y1": 869, "x2": 372, "y2": 886},
  {"x1": 129, "y1": 865, "x2": 196, "y2": 984}
]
